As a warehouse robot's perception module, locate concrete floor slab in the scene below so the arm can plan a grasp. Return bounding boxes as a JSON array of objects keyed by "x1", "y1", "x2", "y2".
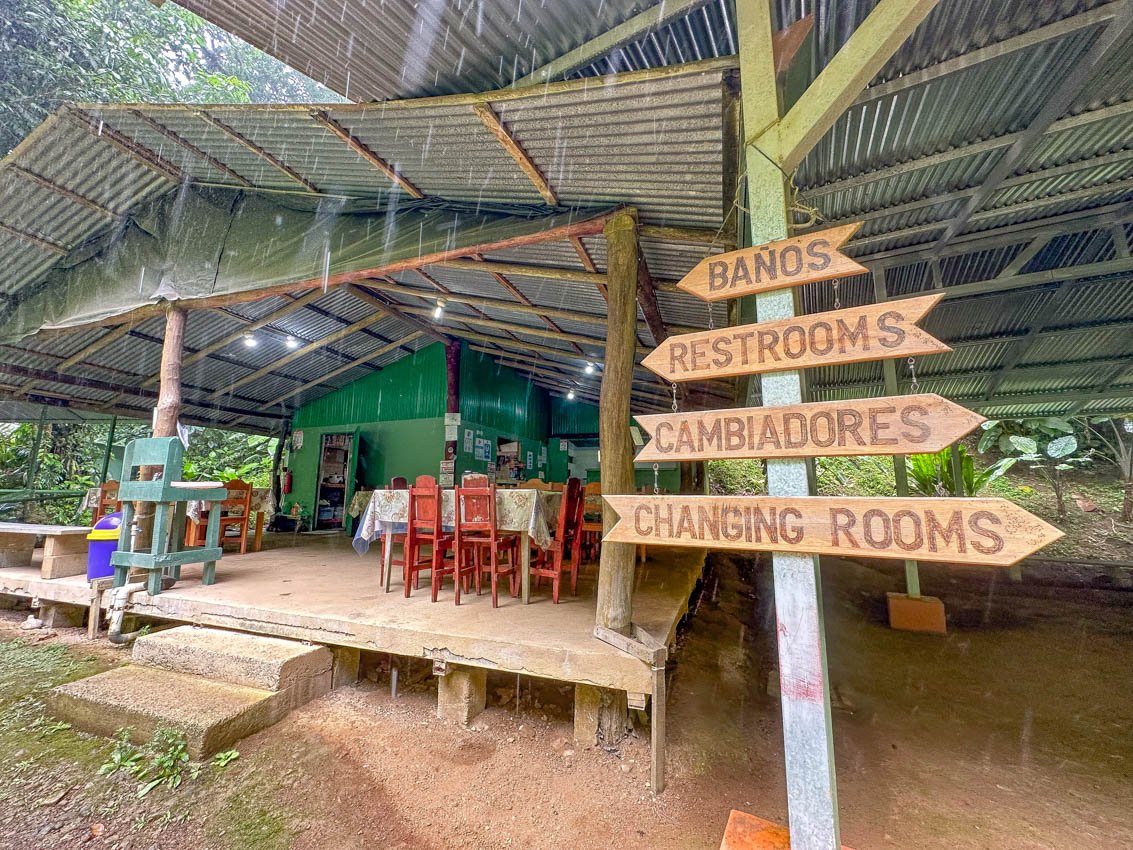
[{"x1": 6, "y1": 534, "x2": 705, "y2": 695}]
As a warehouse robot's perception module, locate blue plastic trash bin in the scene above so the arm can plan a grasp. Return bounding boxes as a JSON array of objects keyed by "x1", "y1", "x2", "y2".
[{"x1": 87, "y1": 511, "x2": 123, "y2": 580}]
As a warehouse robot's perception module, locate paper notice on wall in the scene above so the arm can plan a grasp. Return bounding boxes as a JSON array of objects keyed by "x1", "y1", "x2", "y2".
[
  {"x1": 445, "y1": 424, "x2": 458, "y2": 441},
  {"x1": 526, "y1": 451, "x2": 534, "y2": 469},
  {"x1": 444, "y1": 412, "x2": 461, "y2": 426},
  {"x1": 463, "y1": 429, "x2": 474, "y2": 453},
  {"x1": 439, "y1": 472, "x2": 454, "y2": 487}
]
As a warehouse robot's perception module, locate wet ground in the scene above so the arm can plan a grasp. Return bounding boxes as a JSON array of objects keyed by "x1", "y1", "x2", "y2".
[{"x1": 1, "y1": 552, "x2": 1132, "y2": 849}]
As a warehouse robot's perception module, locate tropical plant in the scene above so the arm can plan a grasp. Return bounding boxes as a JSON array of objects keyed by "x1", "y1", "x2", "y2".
[
  {"x1": 1082, "y1": 415, "x2": 1133, "y2": 522},
  {"x1": 978, "y1": 418, "x2": 1092, "y2": 518},
  {"x1": 906, "y1": 444, "x2": 1015, "y2": 497}
]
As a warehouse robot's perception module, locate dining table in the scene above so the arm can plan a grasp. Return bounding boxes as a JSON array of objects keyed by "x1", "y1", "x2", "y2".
[{"x1": 352, "y1": 487, "x2": 559, "y2": 603}]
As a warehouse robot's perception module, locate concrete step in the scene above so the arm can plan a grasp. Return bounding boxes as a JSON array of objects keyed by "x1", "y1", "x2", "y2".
[
  {"x1": 132, "y1": 626, "x2": 332, "y2": 695},
  {"x1": 47, "y1": 665, "x2": 289, "y2": 758}
]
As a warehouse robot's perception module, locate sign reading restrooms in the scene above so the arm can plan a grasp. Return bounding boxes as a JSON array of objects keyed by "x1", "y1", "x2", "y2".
[{"x1": 603, "y1": 223, "x2": 1062, "y2": 565}]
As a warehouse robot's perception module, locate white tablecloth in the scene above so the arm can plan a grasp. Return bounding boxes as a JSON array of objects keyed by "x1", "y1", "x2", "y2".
[{"x1": 352, "y1": 488, "x2": 555, "y2": 554}]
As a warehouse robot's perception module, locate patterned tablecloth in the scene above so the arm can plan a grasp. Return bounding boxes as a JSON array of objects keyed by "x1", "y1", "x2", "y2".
[
  {"x1": 347, "y1": 489, "x2": 374, "y2": 518},
  {"x1": 353, "y1": 488, "x2": 556, "y2": 554},
  {"x1": 186, "y1": 488, "x2": 275, "y2": 523}
]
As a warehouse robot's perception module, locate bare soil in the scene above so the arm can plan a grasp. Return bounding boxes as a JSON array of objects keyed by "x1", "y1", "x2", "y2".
[{"x1": 2, "y1": 550, "x2": 1132, "y2": 849}]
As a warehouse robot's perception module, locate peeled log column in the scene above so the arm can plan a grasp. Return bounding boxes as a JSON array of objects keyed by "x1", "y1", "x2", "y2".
[
  {"x1": 595, "y1": 211, "x2": 639, "y2": 745},
  {"x1": 137, "y1": 305, "x2": 186, "y2": 546}
]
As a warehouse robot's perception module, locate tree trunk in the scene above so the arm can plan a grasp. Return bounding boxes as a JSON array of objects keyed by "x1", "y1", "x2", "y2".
[
  {"x1": 1123, "y1": 478, "x2": 1132, "y2": 523},
  {"x1": 444, "y1": 340, "x2": 461, "y2": 469},
  {"x1": 595, "y1": 210, "x2": 639, "y2": 745},
  {"x1": 137, "y1": 306, "x2": 186, "y2": 546}
]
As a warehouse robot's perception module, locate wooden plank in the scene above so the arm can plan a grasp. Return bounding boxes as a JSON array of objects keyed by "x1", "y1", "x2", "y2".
[
  {"x1": 676, "y1": 223, "x2": 866, "y2": 301},
  {"x1": 7, "y1": 165, "x2": 118, "y2": 218},
  {"x1": 195, "y1": 111, "x2": 321, "y2": 194},
  {"x1": 312, "y1": 112, "x2": 424, "y2": 198},
  {"x1": 472, "y1": 103, "x2": 558, "y2": 205},
  {"x1": 771, "y1": 0, "x2": 943, "y2": 172},
  {"x1": 436, "y1": 257, "x2": 606, "y2": 286},
  {"x1": 592, "y1": 625, "x2": 655, "y2": 664},
  {"x1": 642, "y1": 293, "x2": 948, "y2": 382},
  {"x1": 634, "y1": 394, "x2": 985, "y2": 461},
  {"x1": 0, "y1": 523, "x2": 90, "y2": 534},
  {"x1": 602, "y1": 495, "x2": 1063, "y2": 567},
  {"x1": 0, "y1": 221, "x2": 66, "y2": 254}
]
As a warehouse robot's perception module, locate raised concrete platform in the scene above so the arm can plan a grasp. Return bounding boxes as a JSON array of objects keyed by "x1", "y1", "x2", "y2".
[
  {"x1": 48, "y1": 626, "x2": 334, "y2": 757},
  {"x1": 5, "y1": 535, "x2": 704, "y2": 696}
]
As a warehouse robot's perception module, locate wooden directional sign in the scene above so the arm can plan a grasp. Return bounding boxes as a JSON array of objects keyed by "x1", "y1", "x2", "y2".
[
  {"x1": 642, "y1": 293, "x2": 949, "y2": 383},
  {"x1": 677, "y1": 223, "x2": 867, "y2": 301},
  {"x1": 602, "y1": 495, "x2": 1062, "y2": 567},
  {"x1": 634, "y1": 394, "x2": 985, "y2": 462}
]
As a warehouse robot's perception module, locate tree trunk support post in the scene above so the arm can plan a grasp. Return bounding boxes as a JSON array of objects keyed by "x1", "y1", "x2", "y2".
[
  {"x1": 595, "y1": 209, "x2": 640, "y2": 745},
  {"x1": 137, "y1": 305, "x2": 186, "y2": 546},
  {"x1": 444, "y1": 339, "x2": 461, "y2": 467}
]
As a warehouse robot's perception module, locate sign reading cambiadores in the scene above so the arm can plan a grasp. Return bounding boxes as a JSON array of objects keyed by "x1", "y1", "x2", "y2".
[
  {"x1": 633, "y1": 394, "x2": 985, "y2": 461},
  {"x1": 642, "y1": 294, "x2": 948, "y2": 383},
  {"x1": 676, "y1": 223, "x2": 866, "y2": 301},
  {"x1": 602, "y1": 495, "x2": 1062, "y2": 566}
]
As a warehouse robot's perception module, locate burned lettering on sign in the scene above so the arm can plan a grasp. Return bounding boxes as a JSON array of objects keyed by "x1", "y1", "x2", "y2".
[{"x1": 644, "y1": 294, "x2": 949, "y2": 382}]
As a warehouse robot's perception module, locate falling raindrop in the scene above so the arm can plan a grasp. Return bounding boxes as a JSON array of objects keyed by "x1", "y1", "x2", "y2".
[{"x1": 321, "y1": 242, "x2": 331, "y2": 293}]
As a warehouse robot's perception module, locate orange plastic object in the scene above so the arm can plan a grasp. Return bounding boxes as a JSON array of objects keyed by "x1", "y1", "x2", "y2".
[{"x1": 719, "y1": 811, "x2": 854, "y2": 850}]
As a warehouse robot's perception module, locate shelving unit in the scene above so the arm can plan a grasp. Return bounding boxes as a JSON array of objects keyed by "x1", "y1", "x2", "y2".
[{"x1": 315, "y1": 433, "x2": 352, "y2": 530}]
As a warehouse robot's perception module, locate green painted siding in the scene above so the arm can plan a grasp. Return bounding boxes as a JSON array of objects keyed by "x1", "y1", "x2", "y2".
[
  {"x1": 550, "y1": 396, "x2": 599, "y2": 436},
  {"x1": 293, "y1": 345, "x2": 446, "y2": 429},
  {"x1": 459, "y1": 346, "x2": 549, "y2": 441}
]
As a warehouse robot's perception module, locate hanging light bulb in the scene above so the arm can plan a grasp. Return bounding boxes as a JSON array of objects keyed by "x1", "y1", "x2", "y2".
[
  {"x1": 243, "y1": 332, "x2": 258, "y2": 347},
  {"x1": 583, "y1": 362, "x2": 595, "y2": 375},
  {"x1": 566, "y1": 389, "x2": 576, "y2": 400},
  {"x1": 433, "y1": 299, "x2": 446, "y2": 320},
  {"x1": 285, "y1": 335, "x2": 300, "y2": 349}
]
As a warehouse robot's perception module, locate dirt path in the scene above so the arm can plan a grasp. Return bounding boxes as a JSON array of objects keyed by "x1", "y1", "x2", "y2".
[{"x1": 2, "y1": 553, "x2": 1132, "y2": 849}]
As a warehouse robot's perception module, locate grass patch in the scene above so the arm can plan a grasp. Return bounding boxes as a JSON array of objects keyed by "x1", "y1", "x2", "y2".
[{"x1": 207, "y1": 779, "x2": 297, "y2": 850}]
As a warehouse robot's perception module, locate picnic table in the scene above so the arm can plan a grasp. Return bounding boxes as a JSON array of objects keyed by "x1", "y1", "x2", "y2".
[
  {"x1": 0, "y1": 522, "x2": 91, "y2": 579},
  {"x1": 352, "y1": 488, "x2": 558, "y2": 603}
]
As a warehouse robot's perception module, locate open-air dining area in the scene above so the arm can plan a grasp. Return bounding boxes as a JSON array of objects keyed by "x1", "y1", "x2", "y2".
[{"x1": 2, "y1": 0, "x2": 1133, "y2": 847}]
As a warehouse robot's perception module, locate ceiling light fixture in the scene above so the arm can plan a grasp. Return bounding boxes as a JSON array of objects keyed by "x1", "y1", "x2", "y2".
[
  {"x1": 566, "y1": 389, "x2": 576, "y2": 400},
  {"x1": 583, "y1": 362, "x2": 595, "y2": 375},
  {"x1": 433, "y1": 299, "x2": 446, "y2": 320},
  {"x1": 242, "y1": 332, "x2": 258, "y2": 347},
  {"x1": 285, "y1": 335, "x2": 300, "y2": 349}
]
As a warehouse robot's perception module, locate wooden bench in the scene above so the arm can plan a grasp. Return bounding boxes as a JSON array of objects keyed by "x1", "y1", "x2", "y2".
[{"x1": 0, "y1": 523, "x2": 92, "y2": 579}]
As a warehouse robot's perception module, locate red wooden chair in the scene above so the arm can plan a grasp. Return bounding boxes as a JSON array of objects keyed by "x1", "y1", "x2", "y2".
[
  {"x1": 455, "y1": 474, "x2": 518, "y2": 608},
  {"x1": 404, "y1": 475, "x2": 454, "y2": 599},
  {"x1": 386, "y1": 476, "x2": 410, "y2": 583},
  {"x1": 92, "y1": 480, "x2": 121, "y2": 523},
  {"x1": 530, "y1": 477, "x2": 585, "y2": 603}
]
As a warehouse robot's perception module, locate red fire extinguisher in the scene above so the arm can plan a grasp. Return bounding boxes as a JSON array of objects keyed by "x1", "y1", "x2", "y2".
[{"x1": 282, "y1": 469, "x2": 293, "y2": 494}]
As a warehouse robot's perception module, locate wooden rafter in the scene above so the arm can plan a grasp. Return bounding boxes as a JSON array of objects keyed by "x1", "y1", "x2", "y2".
[
  {"x1": 57, "y1": 324, "x2": 133, "y2": 370},
  {"x1": 0, "y1": 221, "x2": 66, "y2": 255},
  {"x1": 635, "y1": 250, "x2": 668, "y2": 344},
  {"x1": 129, "y1": 110, "x2": 254, "y2": 188},
  {"x1": 933, "y1": 7, "x2": 1133, "y2": 248},
  {"x1": 196, "y1": 111, "x2": 321, "y2": 194},
  {"x1": 436, "y1": 257, "x2": 605, "y2": 285},
  {"x1": 409, "y1": 268, "x2": 526, "y2": 345},
  {"x1": 70, "y1": 108, "x2": 187, "y2": 183},
  {"x1": 472, "y1": 102, "x2": 558, "y2": 205},
  {"x1": 312, "y1": 112, "x2": 424, "y2": 198},
  {"x1": 569, "y1": 236, "x2": 608, "y2": 302},
  {"x1": 6, "y1": 165, "x2": 118, "y2": 219},
  {"x1": 346, "y1": 283, "x2": 450, "y2": 344},
  {"x1": 768, "y1": 0, "x2": 943, "y2": 172}
]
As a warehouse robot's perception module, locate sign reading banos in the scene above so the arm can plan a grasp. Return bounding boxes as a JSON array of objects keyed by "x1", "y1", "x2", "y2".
[{"x1": 676, "y1": 223, "x2": 867, "y2": 301}]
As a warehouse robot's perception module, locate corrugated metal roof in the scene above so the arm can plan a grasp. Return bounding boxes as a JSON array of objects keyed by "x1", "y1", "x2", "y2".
[{"x1": 2, "y1": 5, "x2": 1133, "y2": 425}]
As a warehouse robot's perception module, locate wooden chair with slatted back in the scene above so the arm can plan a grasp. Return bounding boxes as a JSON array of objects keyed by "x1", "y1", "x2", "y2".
[
  {"x1": 530, "y1": 477, "x2": 584, "y2": 603},
  {"x1": 92, "y1": 480, "x2": 121, "y2": 523},
  {"x1": 580, "y1": 481, "x2": 603, "y2": 562},
  {"x1": 185, "y1": 479, "x2": 253, "y2": 554},
  {"x1": 454, "y1": 474, "x2": 517, "y2": 607},
  {"x1": 405, "y1": 475, "x2": 454, "y2": 599}
]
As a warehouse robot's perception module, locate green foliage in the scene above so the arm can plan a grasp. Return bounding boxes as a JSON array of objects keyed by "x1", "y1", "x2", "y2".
[
  {"x1": 136, "y1": 727, "x2": 190, "y2": 798},
  {"x1": 906, "y1": 445, "x2": 1015, "y2": 497},
  {"x1": 212, "y1": 749, "x2": 240, "y2": 768},
  {"x1": 978, "y1": 418, "x2": 1094, "y2": 517},
  {"x1": 1, "y1": 0, "x2": 343, "y2": 155},
  {"x1": 815, "y1": 455, "x2": 895, "y2": 496},
  {"x1": 99, "y1": 727, "x2": 143, "y2": 778},
  {"x1": 183, "y1": 429, "x2": 277, "y2": 487},
  {"x1": 706, "y1": 459, "x2": 765, "y2": 495}
]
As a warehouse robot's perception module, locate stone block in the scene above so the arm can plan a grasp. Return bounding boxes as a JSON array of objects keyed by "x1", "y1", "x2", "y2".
[
  {"x1": 330, "y1": 645, "x2": 360, "y2": 689},
  {"x1": 436, "y1": 664, "x2": 486, "y2": 725},
  {"x1": 887, "y1": 592, "x2": 947, "y2": 635},
  {"x1": 40, "y1": 603, "x2": 85, "y2": 629},
  {"x1": 574, "y1": 683, "x2": 601, "y2": 745}
]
